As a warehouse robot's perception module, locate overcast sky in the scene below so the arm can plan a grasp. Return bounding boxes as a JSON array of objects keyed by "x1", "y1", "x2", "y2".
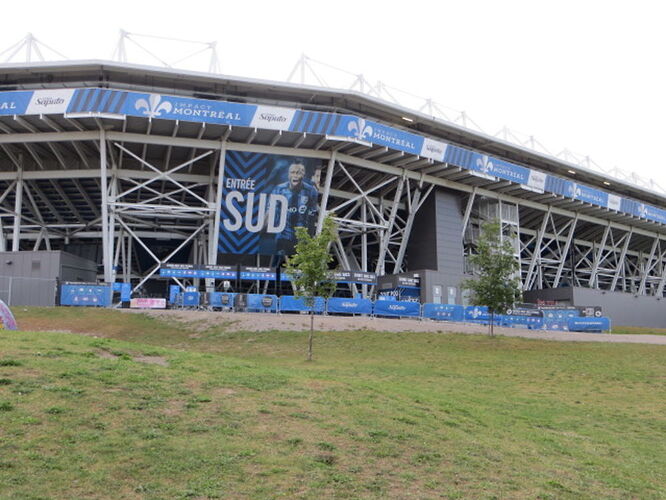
[{"x1": 2, "y1": 0, "x2": 665, "y2": 190}]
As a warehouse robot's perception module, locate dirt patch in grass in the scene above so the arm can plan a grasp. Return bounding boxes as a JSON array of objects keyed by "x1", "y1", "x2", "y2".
[
  {"x1": 133, "y1": 355, "x2": 168, "y2": 366},
  {"x1": 96, "y1": 350, "x2": 118, "y2": 360}
]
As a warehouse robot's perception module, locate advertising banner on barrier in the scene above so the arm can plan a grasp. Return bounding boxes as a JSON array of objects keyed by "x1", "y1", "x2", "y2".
[
  {"x1": 326, "y1": 297, "x2": 373, "y2": 315},
  {"x1": 208, "y1": 292, "x2": 235, "y2": 308},
  {"x1": 464, "y1": 305, "x2": 490, "y2": 322},
  {"x1": 373, "y1": 300, "x2": 420, "y2": 317},
  {"x1": 129, "y1": 298, "x2": 167, "y2": 309},
  {"x1": 279, "y1": 295, "x2": 326, "y2": 313},
  {"x1": 567, "y1": 317, "x2": 610, "y2": 332},
  {"x1": 61, "y1": 283, "x2": 112, "y2": 307},
  {"x1": 423, "y1": 304, "x2": 464, "y2": 322},
  {"x1": 246, "y1": 294, "x2": 278, "y2": 312},
  {"x1": 219, "y1": 152, "x2": 325, "y2": 256}
]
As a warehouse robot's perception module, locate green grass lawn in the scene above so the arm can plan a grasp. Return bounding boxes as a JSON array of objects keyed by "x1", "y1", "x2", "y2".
[{"x1": 1, "y1": 309, "x2": 665, "y2": 499}]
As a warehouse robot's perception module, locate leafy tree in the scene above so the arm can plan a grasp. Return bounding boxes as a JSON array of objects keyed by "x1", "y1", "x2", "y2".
[
  {"x1": 285, "y1": 215, "x2": 337, "y2": 361},
  {"x1": 462, "y1": 220, "x2": 521, "y2": 336}
]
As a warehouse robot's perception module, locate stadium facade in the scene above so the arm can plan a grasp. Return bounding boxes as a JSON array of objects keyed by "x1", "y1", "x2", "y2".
[{"x1": 0, "y1": 60, "x2": 664, "y2": 326}]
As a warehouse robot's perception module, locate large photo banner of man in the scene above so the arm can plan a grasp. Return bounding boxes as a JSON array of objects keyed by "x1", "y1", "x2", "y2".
[{"x1": 219, "y1": 151, "x2": 324, "y2": 256}]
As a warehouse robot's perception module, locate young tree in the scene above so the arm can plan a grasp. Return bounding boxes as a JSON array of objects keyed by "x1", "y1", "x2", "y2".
[
  {"x1": 462, "y1": 220, "x2": 521, "y2": 336},
  {"x1": 285, "y1": 215, "x2": 337, "y2": 361}
]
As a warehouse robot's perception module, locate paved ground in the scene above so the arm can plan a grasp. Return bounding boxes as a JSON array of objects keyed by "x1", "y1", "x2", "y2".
[{"x1": 134, "y1": 309, "x2": 666, "y2": 345}]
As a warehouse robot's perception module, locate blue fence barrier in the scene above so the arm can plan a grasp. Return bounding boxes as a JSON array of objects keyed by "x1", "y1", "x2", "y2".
[
  {"x1": 422, "y1": 304, "x2": 464, "y2": 322},
  {"x1": 112, "y1": 282, "x2": 132, "y2": 302},
  {"x1": 373, "y1": 300, "x2": 420, "y2": 318},
  {"x1": 183, "y1": 291, "x2": 200, "y2": 307},
  {"x1": 60, "y1": 283, "x2": 112, "y2": 307},
  {"x1": 208, "y1": 292, "x2": 235, "y2": 309},
  {"x1": 567, "y1": 317, "x2": 611, "y2": 332},
  {"x1": 279, "y1": 295, "x2": 325, "y2": 313},
  {"x1": 464, "y1": 306, "x2": 491, "y2": 324},
  {"x1": 326, "y1": 297, "x2": 373, "y2": 315},
  {"x1": 246, "y1": 294, "x2": 278, "y2": 313},
  {"x1": 499, "y1": 314, "x2": 544, "y2": 330}
]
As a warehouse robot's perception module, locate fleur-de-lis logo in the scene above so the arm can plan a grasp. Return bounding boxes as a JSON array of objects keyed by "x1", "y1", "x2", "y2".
[
  {"x1": 134, "y1": 94, "x2": 173, "y2": 118},
  {"x1": 347, "y1": 118, "x2": 373, "y2": 140},
  {"x1": 470, "y1": 307, "x2": 482, "y2": 318},
  {"x1": 567, "y1": 183, "x2": 581, "y2": 198},
  {"x1": 638, "y1": 203, "x2": 648, "y2": 217},
  {"x1": 476, "y1": 155, "x2": 493, "y2": 174}
]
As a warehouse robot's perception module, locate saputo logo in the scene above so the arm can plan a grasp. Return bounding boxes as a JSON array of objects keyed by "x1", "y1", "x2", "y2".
[
  {"x1": 35, "y1": 97, "x2": 65, "y2": 107},
  {"x1": 341, "y1": 302, "x2": 358, "y2": 308},
  {"x1": 388, "y1": 304, "x2": 406, "y2": 311},
  {"x1": 259, "y1": 112, "x2": 288, "y2": 123}
]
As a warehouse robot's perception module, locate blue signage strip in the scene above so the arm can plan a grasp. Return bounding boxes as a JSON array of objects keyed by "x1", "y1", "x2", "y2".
[
  {"x1": 240, "y1": 267, "x2": 277, "y2": 280},
  {"x1": 160, "y1": 264, "x2": 236, "y2": 279},
  {"x1": 326, "y1": 297, "x2": 373, "y2": 315},
  {"x1": 0, "y1": 87, "x2": 664, "y2": 227}
]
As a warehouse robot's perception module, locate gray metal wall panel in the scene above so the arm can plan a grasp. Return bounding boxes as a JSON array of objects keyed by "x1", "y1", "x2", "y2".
[
  {"x1": 406, "y1": 193, "x2": 438, "y2": 270},
  {"x1": 434, "y1": 189, "x2": 465, "y2": 276},
  {"x1": 572, "y1": 288, "x2": 666, "y2": 328},
  {"x1": 523, "y1": 287, "x2": 575, "y2": 304},
  {"x1": 9, "y1": 278, "x2": 57, "y2": 307}
]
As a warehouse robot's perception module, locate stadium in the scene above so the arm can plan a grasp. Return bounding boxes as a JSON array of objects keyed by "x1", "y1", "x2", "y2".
[{"x1": 0, "y1": 59, "x2": 664, "y2": 327}]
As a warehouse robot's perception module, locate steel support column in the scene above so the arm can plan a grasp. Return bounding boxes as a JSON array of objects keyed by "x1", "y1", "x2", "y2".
[
  {"x1": 11, "y1": 155, "x2": 23, "y2": 252},
  {"x1": 316, "y1": 151, "x2": 336, "y2": 234}
]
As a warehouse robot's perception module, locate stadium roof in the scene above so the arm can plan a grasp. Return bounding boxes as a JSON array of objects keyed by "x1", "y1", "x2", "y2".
[{"x1": 1, "y1": 59, "x2": 662, "y2": 209}]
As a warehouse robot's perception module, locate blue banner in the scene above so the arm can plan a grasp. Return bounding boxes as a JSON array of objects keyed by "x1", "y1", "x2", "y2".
[
  {"x1": 60, "y1": 283, "x2": 112, "y2": 307},
  {"x1": 423, "y1": 304, "x2": 464, "y2": 322},
  {"x1": 373, "y1": 300, "x2": 420, "y2": 317},
  {"x1": 0, "y1": 91, "x2": 32, "y2": 115},
  {"x1": 219, "y1": 152, "x2": 325, "y2": 255},
  {"x1": 279, "y1": 295, "x2": 325, "y2": 313},
  {"x1": 326, "y1": 297, "x2": 373, "y2": 315},
  {"x1": 567, "y1": 317, "x2": 611, "y2": 332},
  {"x1": 0, "y1": 86, "x2": 665, "y2": 227}
]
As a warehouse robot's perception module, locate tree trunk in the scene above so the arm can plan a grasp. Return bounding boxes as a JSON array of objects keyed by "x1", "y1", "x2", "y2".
[
  {"x1": 307, "y1": 311, "x2": 314, "y2": 361},
  {"x1": 489, "y1": 311, "x2": 495, "y2": 336}
]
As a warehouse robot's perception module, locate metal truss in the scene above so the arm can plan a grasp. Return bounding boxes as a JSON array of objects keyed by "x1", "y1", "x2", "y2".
[{"x1": 1, "y1": 113, "x2": 666, "y2": 300}]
